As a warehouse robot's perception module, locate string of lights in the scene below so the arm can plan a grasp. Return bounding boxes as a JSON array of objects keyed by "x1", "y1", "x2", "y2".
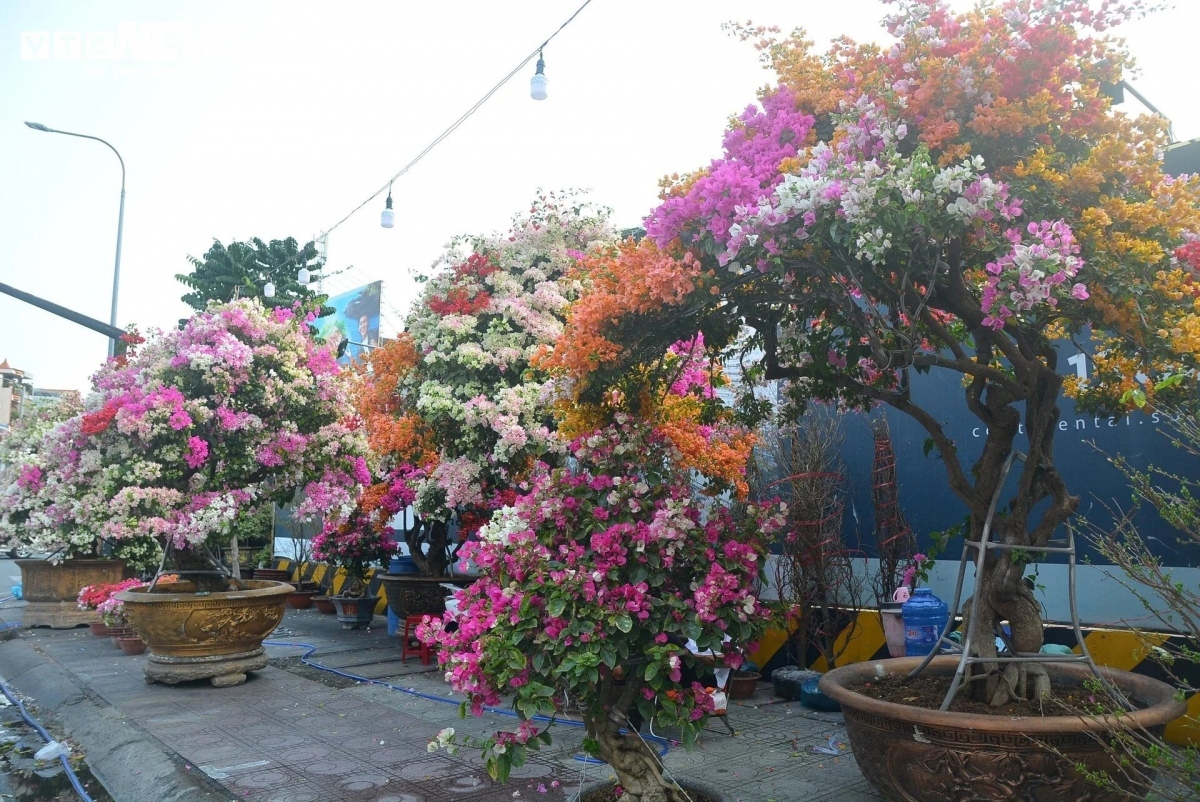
[{"x1": 319, "y1": 0, "x2": 595, "y2": 240}]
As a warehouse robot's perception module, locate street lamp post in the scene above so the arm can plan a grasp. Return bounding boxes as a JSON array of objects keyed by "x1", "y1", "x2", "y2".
[{"x1": 25, "y1": 121, "x2": 126, "y2": 358}]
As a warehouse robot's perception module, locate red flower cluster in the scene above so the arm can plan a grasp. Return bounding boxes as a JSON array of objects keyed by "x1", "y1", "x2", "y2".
[
  {"x1": 427, "y1": 253, "x2": 498, "y2": 316},
  {"x1": 76, "y1": 578, "x2": 146, "y2": 611},
  {"x1": 80, "y1": 403, "x2": 119, "y2": 436}
]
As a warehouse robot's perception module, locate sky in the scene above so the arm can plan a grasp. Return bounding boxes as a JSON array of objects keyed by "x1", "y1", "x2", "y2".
[{"x1": 2, "y1": 0, "x2": 1198, "y2": 393}]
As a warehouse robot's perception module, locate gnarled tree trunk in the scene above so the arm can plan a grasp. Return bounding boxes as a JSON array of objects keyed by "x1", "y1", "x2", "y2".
[
  {"x1": 587, "y1": 716, "x2": 687, "y2": 802},
  {"x1": 953, "y1": 346, "x2": 1076, "y2": 704}
]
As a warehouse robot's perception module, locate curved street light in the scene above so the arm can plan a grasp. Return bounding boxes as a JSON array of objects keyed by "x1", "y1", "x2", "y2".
[{"x1": 25, "y1": 121, "x2": 126, "y2": 358}]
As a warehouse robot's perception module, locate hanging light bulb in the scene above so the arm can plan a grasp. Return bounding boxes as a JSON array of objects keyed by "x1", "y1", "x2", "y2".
[
  {"x1": 263, "y1": 282, "x2": 276, "y2": 298},
  {"x1": 381, "y1": 186, "x2": 395, "y2": 229},
  {"x1": 297, "y1": 267, "x2": 311, "y2": 285},
  {"x1": 530, "y1": 51, "x2": 548, "y2": 101}
]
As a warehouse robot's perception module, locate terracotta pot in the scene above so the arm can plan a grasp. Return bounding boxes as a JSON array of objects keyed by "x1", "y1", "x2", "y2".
[
  {"x1": 16, "y1": 559, "x2": 126, "y2": 629},
  {"x1": 117, "y1": 636, "x2": 147, "y2": 656},
  {"x1": 313, "y1": 596, "x2": 336, "y2": 615},
  {"x1": 286, "y1": 590, "x2": 318, "y2": 609},
  {"x1": 88, "y1": 621, "x2": 110, "y2": 637},
  {"x1": 376, "y1": 574, "x2": 475, "y2": 622},
  {"x1": 108, "y1": 626, "x2": 134, "y2": 647},
  {"x1": 728, "y1": 671, "x2": 761, "y2": 700},
  {"x1": 329, "y1": 595, "x2": 379, "y2": 630},
  {"x1": 116, "y1": 580, "x2": 293, "y2": 688},
  {"x1": 819, "y1": 656, "x2": 1187, "y2": 801}
]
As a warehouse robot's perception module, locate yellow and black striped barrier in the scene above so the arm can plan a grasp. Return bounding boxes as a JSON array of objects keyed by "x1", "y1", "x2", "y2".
[
  {"x1": 270, "y1": 560, "x2": 389, "y2": 616},
  {"x1": 750, "y1": 611, "x2": 1200, "y2": 745}
]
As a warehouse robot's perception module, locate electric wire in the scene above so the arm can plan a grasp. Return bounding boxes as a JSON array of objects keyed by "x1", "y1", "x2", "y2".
[
  {"x1": 0, "y1": 678, "x2": 95, "y2": 802},
  {"x1": 318, "y1": 0, "x2": 595, "y2": 240},
  {"x1": 261, "y1": 639, "x2": 669, "y2": 763}
]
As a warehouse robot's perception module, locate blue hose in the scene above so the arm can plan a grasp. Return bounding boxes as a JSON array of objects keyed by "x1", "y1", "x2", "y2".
[
  {"x1": 262, "y1": 640, "x2": 669, "y2": 762},
  {"x1": 0, "y1": 678, "x2": 94, "y2": 802}
]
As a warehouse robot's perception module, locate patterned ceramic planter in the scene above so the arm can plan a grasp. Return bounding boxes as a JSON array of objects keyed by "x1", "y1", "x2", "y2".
[
  {"x1": 116, "y1": 580, "x2": 292, "y2": 687},
  {"x1": 819, "y1": 656, "x2": 1186, "y2": 801},
  {"x1": 17, "y1": 559, "x2": 126, "y2": 629},
  {"x1": 329, "y1": 595, "x2": 379, "y2": 630}
]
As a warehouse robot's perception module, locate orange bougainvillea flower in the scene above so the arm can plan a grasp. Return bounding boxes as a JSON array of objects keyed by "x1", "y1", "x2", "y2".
[{"x1": 546, "y1": 239, "x2": 702, "y2": 380}]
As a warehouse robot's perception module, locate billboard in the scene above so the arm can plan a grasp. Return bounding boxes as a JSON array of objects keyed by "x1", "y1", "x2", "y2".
[{"x1": 319, "y1": 281, "x2": 382, "y2": 364}]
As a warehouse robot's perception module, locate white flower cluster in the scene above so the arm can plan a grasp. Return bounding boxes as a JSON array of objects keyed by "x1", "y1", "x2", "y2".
[{"x1": 724, "y1": 102, "x2": 1021, "y2": 269}]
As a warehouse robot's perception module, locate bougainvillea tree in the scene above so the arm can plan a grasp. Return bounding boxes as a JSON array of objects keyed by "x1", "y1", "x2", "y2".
[
  {"x1": 312, "y1": 472, "x2": 412, "y2": 596},
  {"x1": 0, "y1": 394, "x2": 82, "y2": 552},
  {"x1": 350, "y1": 193, "x2": 616, "y2": 577},
  {"x1": 556, "y1": 0, "x2": 1200, "y2": 705},
  {"x1": 421, "y1": 422, "x2": 780, "y2": 801},
  {"x1": 7, "y1": 300, "x2": 368, "y2": 589}
]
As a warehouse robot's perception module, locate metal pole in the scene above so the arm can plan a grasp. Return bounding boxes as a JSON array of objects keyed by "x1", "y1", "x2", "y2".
[
  {"x1": 0, "y1": 281, "x2": 126, "y2": 342},
  {"x1": 24, "y1": 123, "x2": 126, "y2": 357},
  {"x1": 110, "y1": 183, "x2": 126, "y2": 358}
]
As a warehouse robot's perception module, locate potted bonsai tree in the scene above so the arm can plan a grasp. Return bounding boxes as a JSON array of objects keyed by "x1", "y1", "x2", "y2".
[
  {"x1": 312, "y1": 473, "x2": 414, "y2": 629},
  {"x1": 365, "y1": 194, "x2": 617, "y2": 618},
  {"x1": 423, "y1": 318, "x2": 779, "y2": 800},
  {"x1": 13, "y1": 299, "x2": 368, "y2": 686},
  {"x1": 422, "y1": 422, "x2": 780, "y2": 801},
  {"x1": 551, "y1": 1, "x2": 1198, "y2": 796},
  {"x1": 0, "y1": 389, "x2": 165, "y2": 626}
]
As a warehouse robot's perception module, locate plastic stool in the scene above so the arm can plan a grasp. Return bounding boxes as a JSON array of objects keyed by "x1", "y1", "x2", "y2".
[{"x1": 400, "y1": 615, "x2": 431, "y2": 664}]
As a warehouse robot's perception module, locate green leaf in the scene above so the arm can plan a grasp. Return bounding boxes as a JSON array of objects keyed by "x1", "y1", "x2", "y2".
[
  {"x1": 923, "y1": 437, "x2": 936, "y2": 458},
  {"x1": 547, "y1": 597, "x2": 566, "y2": 618},
  {"x1": 681, "y1": 723, "x2": 699, "y2": 750},
  {"x1": 644, "y1": 662, "x2": 659, "y2": 683},
  {"x1": 614, "y1": 614, "x2": 633, "y2": 633},
  {"x1": 510, "y1": 746, "x2": 526, "y2": 769}
]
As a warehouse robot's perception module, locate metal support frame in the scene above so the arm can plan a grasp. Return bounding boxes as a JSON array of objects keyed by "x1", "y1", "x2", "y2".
[
  {"x1": 906, "y1": 450, "x2": 1118, "y2": 710},
  {"x1": 146, "y1": 541, "x2": 248, "y2": 592}
]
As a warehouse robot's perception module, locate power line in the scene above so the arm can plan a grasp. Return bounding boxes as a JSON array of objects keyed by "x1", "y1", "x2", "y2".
[{"x1": 318, "y1": 0, "x2": 595, "y2": 240}]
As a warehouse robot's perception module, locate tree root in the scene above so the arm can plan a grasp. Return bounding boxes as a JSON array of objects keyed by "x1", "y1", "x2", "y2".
[{"x1": 588, "y1": 717, "x2": 691, "y2": 802}]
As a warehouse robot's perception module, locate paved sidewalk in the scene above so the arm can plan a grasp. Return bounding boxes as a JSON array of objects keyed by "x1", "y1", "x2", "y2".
[{"x1": 0, "y1": 601, "x2": 880, "y2": 802}]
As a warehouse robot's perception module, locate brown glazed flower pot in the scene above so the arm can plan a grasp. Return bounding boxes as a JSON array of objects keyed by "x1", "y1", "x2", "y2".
[
  {"x1": 116, "y1": 580, "x2": 292, "y2": 688},
  {"x1": 117, "y1": 636, "x2": 147, "y2": 656},
  {"x1": 313, "y1": 596, "x2": 336, "y2": 614},
  {"x1": 108, "y1": 626, "x2": 134, "y2": 646},
  {"x1": 88, "y1": 621, "x2": 110, "y2": 637},
  {"x1": 728, "y1": 671, "x2": 762, "y2": 700},
  {"x1": 818, "y1": 656, "x2": 1187, "y2": 802}
]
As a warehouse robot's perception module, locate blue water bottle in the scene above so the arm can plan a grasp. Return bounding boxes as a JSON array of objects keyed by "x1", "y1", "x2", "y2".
[{"x1": 902, "y1": 587, "x2": 948, "y2": 657}]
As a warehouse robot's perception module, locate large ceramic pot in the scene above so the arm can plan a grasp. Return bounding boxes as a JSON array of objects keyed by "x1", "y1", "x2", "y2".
[
  {"x1": 116, "y1": 580, "x2": 292, "y2": 688},
  {"x1": 376, "y1": 574, "x2": 475, "y2": 621},
  {"x1": 819, "y1": 656, "x2": 1186, "y2": 802},
  {"x1": 16, "y1": 558, "x2": 126, "y2": 629}
]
